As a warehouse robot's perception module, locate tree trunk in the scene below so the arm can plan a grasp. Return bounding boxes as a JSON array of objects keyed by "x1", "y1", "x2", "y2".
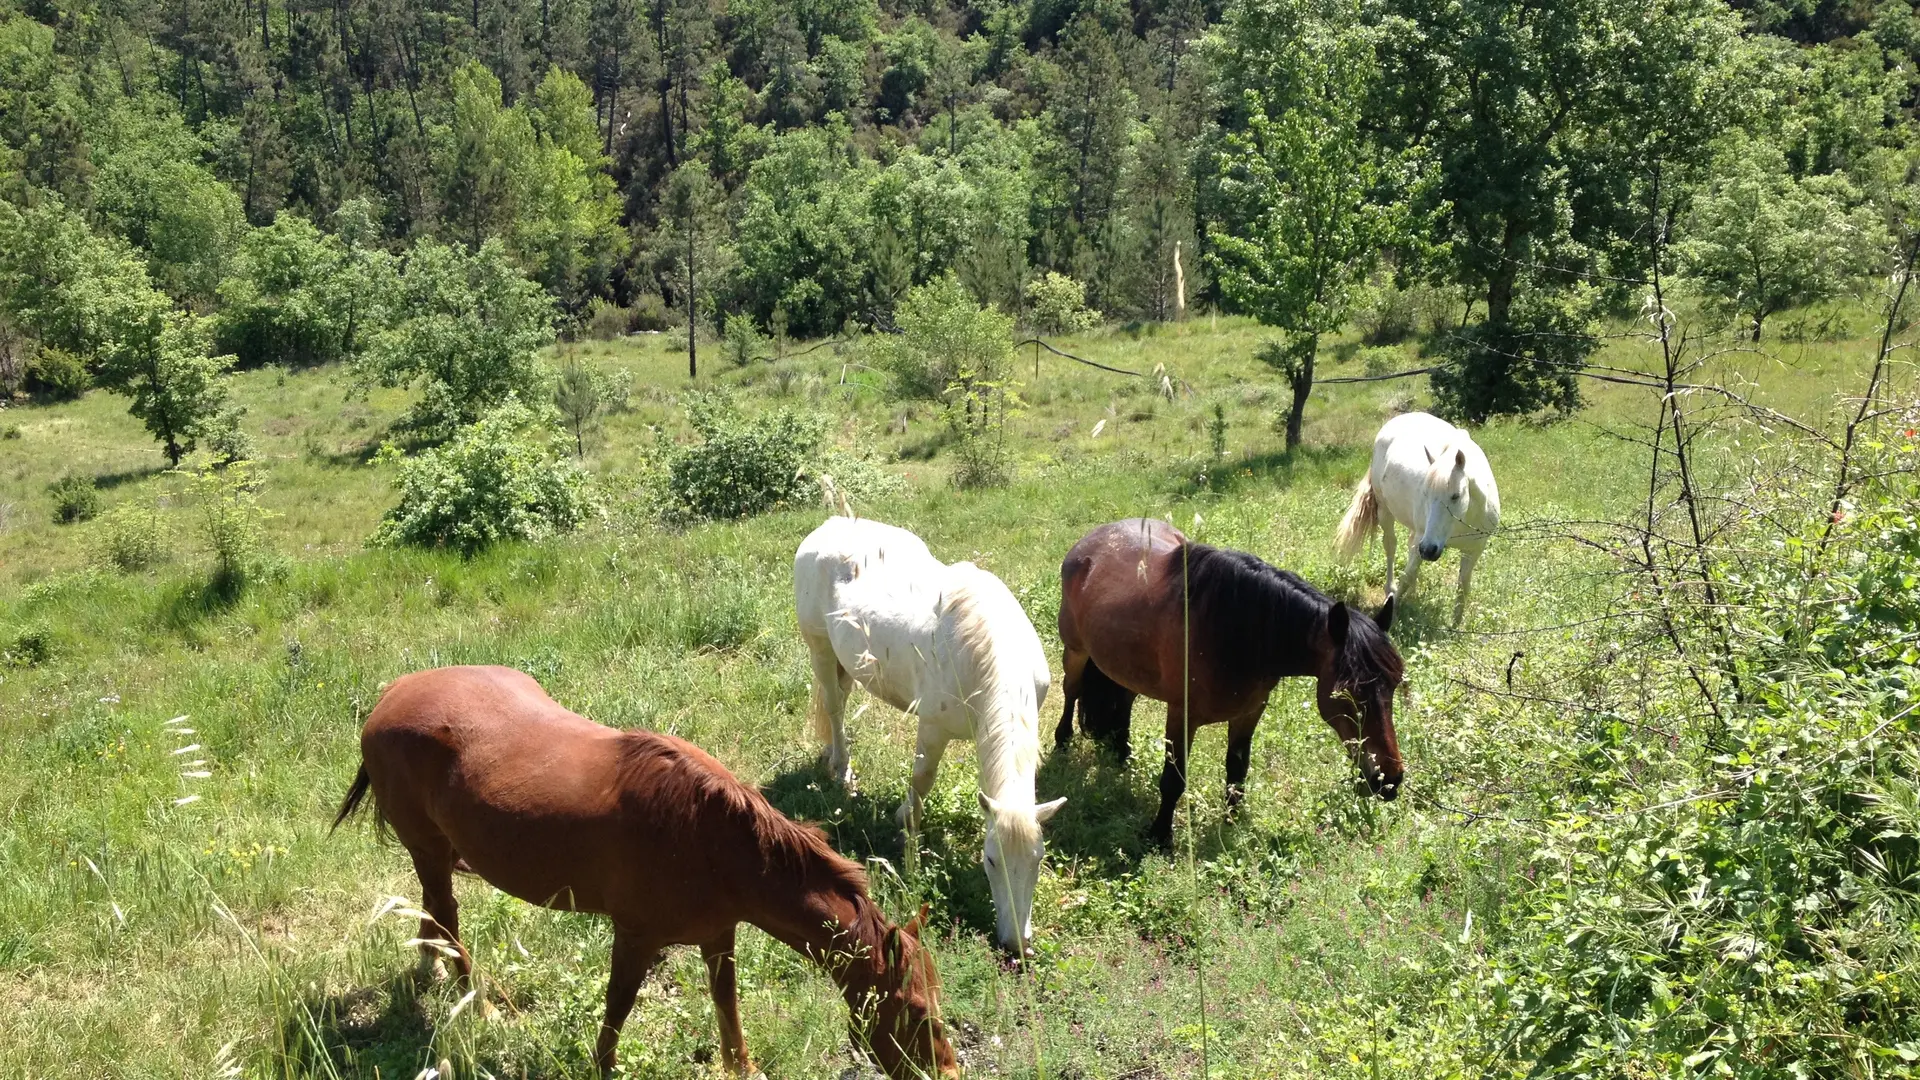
[
  {"x1": 687, "y1": 225, "x2": 697, "y2": 379},
  {"x1": 1485, "y1": 218, "x2": 1522, "y2": 327},
  {"x1": 1284, "y1": 334, "x2": 1316, "y2": 451}
]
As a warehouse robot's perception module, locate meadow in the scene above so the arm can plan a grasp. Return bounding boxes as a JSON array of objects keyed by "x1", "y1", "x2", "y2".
[{"x1": 0, "y1": 310, "x2": 1910, "y2": 1079}]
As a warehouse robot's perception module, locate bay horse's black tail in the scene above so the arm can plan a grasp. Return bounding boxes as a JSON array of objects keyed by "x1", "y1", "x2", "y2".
[
  {"x1": 331, "y1": 764, "x2": 373, "y2": 832},
  {"x1": 1078, "y1": 660, "x2": 1138, "y2": 760}
]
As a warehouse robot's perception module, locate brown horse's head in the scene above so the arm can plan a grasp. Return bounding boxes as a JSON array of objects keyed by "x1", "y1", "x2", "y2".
[
  {"x1": 864, "y1": 904, "x2": 960, "y2": 1078},
  {"x1": 1318, "y1": 598, "x2": 1405, "y2": 799}
]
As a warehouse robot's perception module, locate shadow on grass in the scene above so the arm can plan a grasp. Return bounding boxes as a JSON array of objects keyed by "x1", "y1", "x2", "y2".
[
  {"x1": 155, "y1": 572, "x2": 248, "y2": 631},
  {"x1": 91, "y1": 463, "x2": 170, "y2": 490},
  {"x1": 1169, "y1": 442, "x2": 1364, "y2": 498}
]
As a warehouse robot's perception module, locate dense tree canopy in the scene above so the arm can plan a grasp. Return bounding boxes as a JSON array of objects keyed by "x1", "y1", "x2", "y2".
[{"x1": 0, "y1": 0, "x2": 1913, "y2": 424}]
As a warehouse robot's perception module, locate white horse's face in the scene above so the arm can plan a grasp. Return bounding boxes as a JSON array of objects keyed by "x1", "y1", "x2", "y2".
[
  {"x1": 1418, "y1": 446, "x2": 1471, "y2": 561},
  {"x1": 980, "y1": 793, "x2": 1066, "y2": 956}
]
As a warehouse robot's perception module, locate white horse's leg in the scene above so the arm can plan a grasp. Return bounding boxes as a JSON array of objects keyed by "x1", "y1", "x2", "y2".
[
  {"x1": 1394, "y1": 524, "x2": 1424, "y2": 600},
  {"x1": 897, "y1": 727, "x2": 951, "y2": 831},
  {"x1": 1379, "y1": 513, "x2": 1398, "y2": 595},
  {"x1": 805, "y1": 634, "x2": 856, "y2": 786},
  {"x1": 1453, "y1": 548, "x2": 1481, "y2": 628}
]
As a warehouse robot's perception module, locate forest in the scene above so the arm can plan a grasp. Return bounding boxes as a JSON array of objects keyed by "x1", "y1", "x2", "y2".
[{"x1": 4, "y1": 0, "x2": 1920, "y2": 1077}]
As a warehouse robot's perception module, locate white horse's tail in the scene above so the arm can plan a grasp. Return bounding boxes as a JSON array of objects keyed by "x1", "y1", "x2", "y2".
[
  {"x1": 819, "y1": 474, "x2": 853, "y2": 518},
  {"x1": 1335, "y1": 474, "x2": 1377, "y2": 561}
]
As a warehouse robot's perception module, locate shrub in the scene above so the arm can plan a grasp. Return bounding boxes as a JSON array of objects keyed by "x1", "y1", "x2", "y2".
[
  {"x1": 663, "y1": 393, "x2": 827, "y2": 521},
  {"x1": 372, "y1": 398, "x2": 598, "y2": 554},
  {"x1": 1430, "y1": 289, "x2": 1591, "y2": 423},
  {"x1": 204, "y1": 404, "x2": 256, "y2": 465},
  {"x1": 48, "y1": 475, "x2": 99, "y2": 524},
  {"x1": 723, "y1": 313, "x2": 769, "y2": 367},
  {"x1": 27, "y1": 347, "x2": 89, "y2": 401},
  {"x1": 92, "y1": 502, "x2": 169, "y2": 571},
  {"x1": 874, "y1": 275, "x2": 1016, "y2": 401},
  {"x1": 187, "y1": 460, "x2": 273, "y2": 589},
  {"x1": 1026, "y1": 271, "x2": 1101, "y2": 335}
]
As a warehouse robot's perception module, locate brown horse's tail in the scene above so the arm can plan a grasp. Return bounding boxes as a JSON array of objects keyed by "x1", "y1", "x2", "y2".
[
  {"x1": 1335, "y1": 475, "x2": 1377, "y2": 561},
  {"x1": 331, "y1": 764, "x2": 374, "y2": 832}
]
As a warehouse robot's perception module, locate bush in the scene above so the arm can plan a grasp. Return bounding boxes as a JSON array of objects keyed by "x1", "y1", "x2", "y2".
[
  {"x1": 187, "y1": 460, "x2": 273, "y2": 589},
  {"x1": 663, "y1": 393, "x2": 827, "y2": 521},
  {"x1": 1026, "y1": 271, "x2": 1101, "y2": 335},
  {"x1": 92, "y1": 502, "x2": 169, "y2": 571},
  {"x1": 372, "y1": 398, "x2": 599, "y2": 554},
  {"x1": 204, "y1": 404, "x2": 256, "y2": 465},
  {"x1": 1430, "y1": 289, "x2": 1592, "y2": 423},
  {"x1": 27, "y1": 347, "x2": 89, "y2": 401},
  {"x1": 585, "y1": 297, "x2": 670, "y2": 339},
  {"x1": 723, "y1": 313, "x2": 769, "y2": 367},
  {"x1": 48, "y1": 475, "x2": 99, "y2": 524},
  {"x1": 873, "y1": 275, "x2": 1016, "y2": 401}
]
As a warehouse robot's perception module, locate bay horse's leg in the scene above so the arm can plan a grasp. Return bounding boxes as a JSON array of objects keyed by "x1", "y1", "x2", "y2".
[
  {"x1": 596, "y1": 930, "x2": 663, "y2": 1076},
  {"x1": 805, "y1": 633, "x2": 856, "y2": 786},
  {"x1": 702, "y1": 927, "x2": 754, "y2": 1075},
  {"x1": 1148, "y1": 706, "x2": 1199, "y2": 849},
  {"x1": 897, "y1": 727, "x2": 950, "y2": 831},
  {"x1": 1224, "y1": 713, "x2": 1259, "y2": 813},
  {"x1": 406, "y1": 838, "x2": 473, "y2": 985},
  {"x1": 1453, "y1": 548, "x2": 1481, "y2": 628},
  {"x1": 1055, "y1": 648, "x2": 1089, "y2": 749}
]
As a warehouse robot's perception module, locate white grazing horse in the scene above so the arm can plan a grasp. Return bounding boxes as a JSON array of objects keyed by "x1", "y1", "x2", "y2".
[
  {"x1": 794, "y1": 515, "x2": 1064, "y2": 955},
  {"x1": 1335, "y1": 412, "x2": 1501, "y2": 626}
]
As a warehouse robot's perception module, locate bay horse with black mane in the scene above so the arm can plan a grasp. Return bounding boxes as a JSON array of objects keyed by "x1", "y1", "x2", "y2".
[
  {"x1": 333, "y1": 665, "x2": 958, "y2": 1079},
  {"x1": 1054, "y1": 519, "x2": 1405, "y2": 847}
]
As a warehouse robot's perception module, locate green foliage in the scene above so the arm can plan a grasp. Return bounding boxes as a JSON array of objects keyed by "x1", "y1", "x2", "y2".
[
  {"x1": 1681, "y1": 138, "x2": 1890, "y2": 340},
  {"x1": 372, "y1": 399, "x2": 598, "y2": 555},
  {"x1": 874, "y1": 275, "x2": 1016, "y2": 401},
  {"x1": 92, "y1": 302, "x2": 236, "y2": 466},
  {"x1": 552, "y1": 360, "x2": 608, "y2": 457},
  {"x1": 723, "y1": 313, "x2": 770, "y2": 367},
  {"x1": 730, "y1": 122, "x2": 875, "y2": 336},
  {"x1": 662, "y1": 393, "x2": 828, "y2": 521},
  {"x1": 25, "y1": 347, "x2": 88, "y2": 401},
  {"x1": 215, "y1": 205, "x2": 398, "y2": 368},
  {"x1": 1430, "y1": 288, "x2": 1590, "y2": 423},
  {"x1": 184, "y1": 460, "x2": 274, "y2": 590},
  {"x1": 90, "y1": 105, "x2": 247, "y2": 304},
  {"x1": 1208, "y1": 401, "x2": 1228, "y2": 458},
  {"x1": 46, "y1": 476, "x2": 98, "y2": 525},
  {"x1": 90, "y1": 501, "x2": 169, "y2": 572},
  {"x1": 357, "y1": 239, "x2": 556, "y2": 441},
  {"x1": 1025, "y1": 271, "x2": 1100, "y2": 335}
]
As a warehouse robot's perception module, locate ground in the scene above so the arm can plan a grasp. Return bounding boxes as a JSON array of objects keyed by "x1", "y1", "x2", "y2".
[{"x1": 0, "y1": 308, "x2": 1889, "y2": 1078}]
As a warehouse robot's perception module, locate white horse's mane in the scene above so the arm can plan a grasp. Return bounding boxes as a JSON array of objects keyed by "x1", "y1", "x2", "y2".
[{"x1": 938, "y1": 564, "x2": 1045, "y2": 838}]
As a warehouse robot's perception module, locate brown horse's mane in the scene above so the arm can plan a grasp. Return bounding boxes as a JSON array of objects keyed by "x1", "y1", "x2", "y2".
[
  {"x1": 613, "y1": 732, "x2": 873, "y2": 899},
  {"x1": 1183, "y1": 542, "x2": 1404, "y2": 689}
]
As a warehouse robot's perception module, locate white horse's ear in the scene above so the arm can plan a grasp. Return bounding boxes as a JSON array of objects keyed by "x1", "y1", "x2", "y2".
[
  {"x1": 1424, "y1": 446, "x2": 1435, "y2": 465},
  {"x1": 978, "y1": 790, "x2": 1002, "y2": 818},
  {"x1": 1454, "y1": 448, "x2": 1467, "y2": 472},
  {"x1": 1035, "y1": 797, "x2": 1067, "y2": 825}
]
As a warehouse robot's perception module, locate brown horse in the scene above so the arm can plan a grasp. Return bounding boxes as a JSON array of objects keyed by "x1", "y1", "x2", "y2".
[
  {"x1": 332, "y1": 665, "x2": 958, "y2": 1079},
  {"x1": 1054, "y1": 519, "x2": 1404, "y2": 847}
]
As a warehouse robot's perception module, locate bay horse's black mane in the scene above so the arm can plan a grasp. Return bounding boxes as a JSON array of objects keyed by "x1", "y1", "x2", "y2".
[{"x1": 1183, "y1": 542, "x2": 1403, "y2": 689}]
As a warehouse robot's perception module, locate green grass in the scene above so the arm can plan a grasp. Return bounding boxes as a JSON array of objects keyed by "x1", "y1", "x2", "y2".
[{"x1": 0, "y1": 309, "x2": 1904, "y2": 1078}]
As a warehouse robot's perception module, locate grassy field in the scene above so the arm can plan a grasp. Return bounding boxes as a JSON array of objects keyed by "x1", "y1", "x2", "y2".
[{"x1": 0, "y1": 310, "x2": 1902, "y2": 1079}]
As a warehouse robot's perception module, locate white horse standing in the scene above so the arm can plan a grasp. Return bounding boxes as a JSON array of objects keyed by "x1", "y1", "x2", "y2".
[
  {"x1": 794, "y1": 515, "x2": 1064, "y2": 955},
  {"x1": 1336, "y1": 412, "x2": 1501, "y2": 626}
]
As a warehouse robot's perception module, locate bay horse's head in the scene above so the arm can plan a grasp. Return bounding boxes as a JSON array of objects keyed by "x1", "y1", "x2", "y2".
[
  {"x1": 864, "y1": 904, "x2": 960, "y2": 1078},
  {"x1": 1319, "y1": 598, "x2": 1405, "y2": 799},
  {"x1": 1417, "y1": 444, "x2": 1474, "y2": 561},
  {"x1": 979, "y1": 791, "x2": 1067, "y2": 957}
]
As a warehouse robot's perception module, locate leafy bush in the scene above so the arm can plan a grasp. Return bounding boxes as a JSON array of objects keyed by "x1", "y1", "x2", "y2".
[
  {"x1": 203, "y1": 404, "x2": 255, "y2": 465},
  {"x1": 187, "y1": 460, "x2": 273, "y2": 589},
  {"x1": 1430, "y1": 288, "x2": 1591, "y2": 423},
  {"x1": 1026, "y1": 271, "x2": 1101, "y2": 335},
  {"x1": 662, "y1": 393, "x2": 827, "y2": 521},
  {"x1": 874, "y1": 275, "x2": 1016, "y2": 401},
  {"x1": 92, "y1": 501, "x2": 169, "y2": 571},
  {"x1": 372, "y1": 399, "x2": 598, "y2": 554},
  {"x1": 584, "y1": 298, "x2": 669, "y2": 339},
  {"x1": 47, "y1": 475, "x2": 99, "y2": 524},
  {"x1": 723, "y1": 313, "x2": 769, "y2": 367},
  {"x1": 214, "y1": 206, "x2": 398, "y2": 368},
  {"x1": 26, "y1": 347, "x2": 89, "y2": 401}
]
